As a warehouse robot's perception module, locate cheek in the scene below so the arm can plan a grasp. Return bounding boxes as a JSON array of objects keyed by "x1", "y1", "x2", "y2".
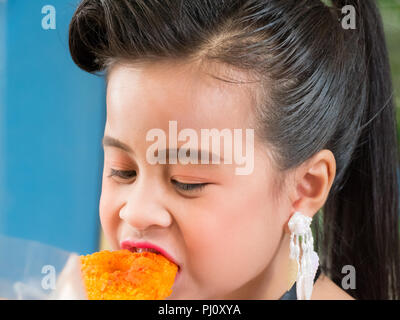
[
  {"x1": 184, "y1": 182, "x2": 285, "y2": 294},
  {"x1": 99, "y1": 175, "x2": 122, "y2": 249}
]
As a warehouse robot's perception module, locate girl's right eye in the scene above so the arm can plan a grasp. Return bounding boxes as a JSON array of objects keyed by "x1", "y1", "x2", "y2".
[{"x1": 108, "y1": 169, "x2": 137, "y2": 182}]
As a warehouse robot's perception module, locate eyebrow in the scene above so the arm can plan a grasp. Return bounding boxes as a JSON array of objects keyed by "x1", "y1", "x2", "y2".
[
  {"x1": 158, "y1": 148, "x2": 224, "y2": 163},
  {"x1": 102, "y1": 136, "x2": 133, "y2": 153},
  {"x1": 101, "y1": 137, "x2": 224, "y2": 162}
]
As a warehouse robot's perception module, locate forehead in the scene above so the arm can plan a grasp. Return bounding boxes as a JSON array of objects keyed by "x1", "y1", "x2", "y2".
[{"x1": 105, "y1": 60, "x2": 259, "y2": 133}]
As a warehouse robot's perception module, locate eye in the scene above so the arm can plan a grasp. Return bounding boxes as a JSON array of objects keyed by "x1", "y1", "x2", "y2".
[
  {"x1": 108, "y1": 169, "x2": 137, "y2": 182},
  {"x1": 171, "y1": 179, "x2": 208, "y2": 192}
]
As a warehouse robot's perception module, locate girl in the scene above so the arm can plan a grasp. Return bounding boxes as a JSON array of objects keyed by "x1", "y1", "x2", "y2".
[{"x1": 68, "y1": 0, "x2": 400, "y2": 299}]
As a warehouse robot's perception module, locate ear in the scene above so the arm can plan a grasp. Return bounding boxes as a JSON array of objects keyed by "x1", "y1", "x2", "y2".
[{"x1": 287, "y1": 149, "x2": 336, "y2": 223}]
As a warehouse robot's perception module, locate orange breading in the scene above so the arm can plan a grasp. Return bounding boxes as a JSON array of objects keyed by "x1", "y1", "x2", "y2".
[{"x1": 80, "y1": 250, "x2": 178, "y2": 300}]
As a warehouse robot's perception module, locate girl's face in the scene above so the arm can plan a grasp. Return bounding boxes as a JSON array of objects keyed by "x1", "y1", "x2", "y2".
[{"x1": 99, "y1": 60, "x2": 293, "y2": 299}]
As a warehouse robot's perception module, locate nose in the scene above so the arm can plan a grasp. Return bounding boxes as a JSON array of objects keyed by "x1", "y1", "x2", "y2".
[{"x1": 119, "y1": 177, "x2": 172, "y2": 232}]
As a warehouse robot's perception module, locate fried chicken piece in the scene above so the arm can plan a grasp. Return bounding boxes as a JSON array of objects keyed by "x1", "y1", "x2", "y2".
[{"x1": 80, "y1": 250, "x2": 178, "y2": 300}]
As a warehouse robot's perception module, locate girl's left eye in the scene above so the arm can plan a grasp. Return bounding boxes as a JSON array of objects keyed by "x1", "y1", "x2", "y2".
[{"x1": 171, "y1": 179, "x2": 208, "y2": 192}]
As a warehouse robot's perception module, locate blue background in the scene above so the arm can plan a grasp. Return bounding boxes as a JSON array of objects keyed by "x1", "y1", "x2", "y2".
[{"x1": 0, "y1": 0, "x2": 106, "y2": 254}]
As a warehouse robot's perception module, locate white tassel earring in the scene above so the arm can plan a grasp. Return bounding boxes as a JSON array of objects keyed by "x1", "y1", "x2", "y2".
[{"x1": 288, "y1": 211, "x2": 319, "y2": 300}]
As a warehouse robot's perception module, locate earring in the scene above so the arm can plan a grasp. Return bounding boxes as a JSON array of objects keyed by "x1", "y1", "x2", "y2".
[{"x1": 288, "y1": 211, "x2": 319, "y2": 300}]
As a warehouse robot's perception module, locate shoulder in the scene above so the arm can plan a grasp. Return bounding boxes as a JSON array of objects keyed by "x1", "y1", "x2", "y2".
[{"x1": 311, "y1": 273, "x2": 355, "y2": 300}]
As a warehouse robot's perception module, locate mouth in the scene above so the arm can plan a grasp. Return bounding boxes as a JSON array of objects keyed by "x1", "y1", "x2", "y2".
[
  {"x1": 120, "y1": 240, "x2": 181, "y2": 274},
  {"x1": 129, "y1": 247, "x2": 161, "y2": 254}
]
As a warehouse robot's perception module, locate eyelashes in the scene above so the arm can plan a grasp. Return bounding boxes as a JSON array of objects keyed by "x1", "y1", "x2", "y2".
[
  {"x1": 108, "y1": 169, "x2": 208, "y2": 192},
  {"x1": 171, "y1": 179, "x2": 207, "y2": 192},
  {"x1": 108, "y1": 169, "x2": 137, "y2": 180}
]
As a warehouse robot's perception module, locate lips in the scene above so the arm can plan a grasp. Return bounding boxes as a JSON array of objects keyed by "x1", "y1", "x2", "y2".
[{"x1": 120, "y1": 240, "x2": 180, "y2": 271}]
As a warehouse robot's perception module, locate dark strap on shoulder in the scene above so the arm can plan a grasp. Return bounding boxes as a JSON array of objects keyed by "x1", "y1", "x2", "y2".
[{"x1": 279, "y1": 267, "x2": 321, "y2": 300}]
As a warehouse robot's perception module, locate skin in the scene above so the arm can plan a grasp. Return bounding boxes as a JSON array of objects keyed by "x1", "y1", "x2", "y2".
[{"x1": 99, "y1": 59, "x2": 354, "y2": 300}]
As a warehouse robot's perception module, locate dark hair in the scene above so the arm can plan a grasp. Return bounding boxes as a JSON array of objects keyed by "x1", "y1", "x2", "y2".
[{"x1": 69, "y1": 0, "x2": 400, "y2": 299}]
